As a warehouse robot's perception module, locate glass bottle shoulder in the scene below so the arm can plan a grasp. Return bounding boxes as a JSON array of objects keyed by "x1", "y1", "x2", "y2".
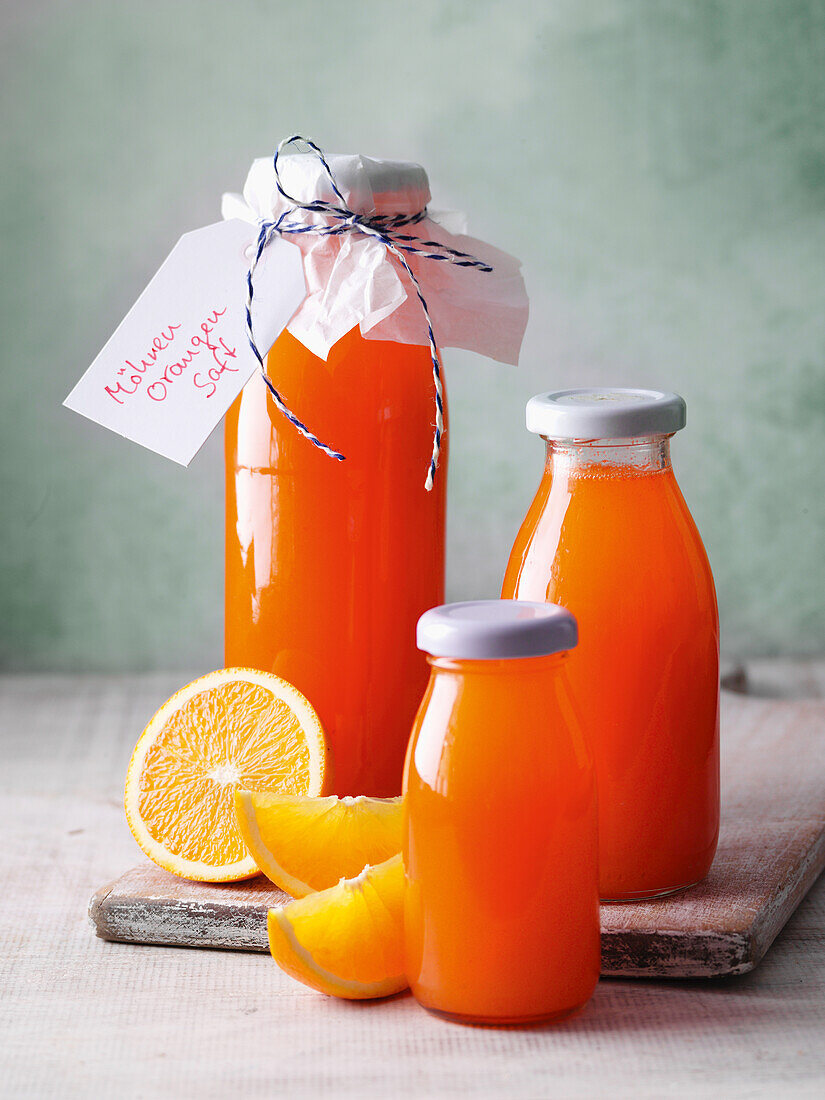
[
  {"x1": 503, "y1": 456, "x2": 715, "y2": 603},
  {"x1": 405, "y1": 656, "x2": 584, "y2": 795}
]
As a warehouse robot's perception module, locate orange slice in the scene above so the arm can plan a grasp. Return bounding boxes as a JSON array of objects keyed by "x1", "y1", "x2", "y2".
[
  {"x1": 234, "y1": 790, "x2": 403, "y2": 897},
  {"x1": 268, "y1": 854, "x2": 407, "y2": 999},
  {"x1": 124, "y1": 668, "x2": 329, "y2": 882}
]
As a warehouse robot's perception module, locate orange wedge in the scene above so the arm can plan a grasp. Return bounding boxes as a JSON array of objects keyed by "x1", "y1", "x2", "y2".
[
  {"x1": 267, "y1": 854, "x2": 407, "y2": 999},
  {"x1": 234, "y1": 790, "x2": 403, "y2": 897},
  {"x1": 124, "y1": 668, "x2": 329, "y2": 882}
]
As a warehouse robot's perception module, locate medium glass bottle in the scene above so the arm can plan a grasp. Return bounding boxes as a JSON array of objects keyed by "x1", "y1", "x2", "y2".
[
  {"x1": 404, "y1": 600, "x2": 600, "y2": 1026},
  {"x1": 502, "y1": 389, "x2": 719, "y2": 901}
]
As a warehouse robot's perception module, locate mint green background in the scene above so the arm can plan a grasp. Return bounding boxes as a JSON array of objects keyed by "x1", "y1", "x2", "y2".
[{"x1": 1, "y1": 0, "x2": 824, "y2": 670}]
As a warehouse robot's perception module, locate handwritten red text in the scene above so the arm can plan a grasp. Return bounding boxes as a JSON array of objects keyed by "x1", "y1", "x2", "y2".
[
  {"x1": 104, "y1": 324, "x2": 181, "y2": 404},
  {"x1": 145, "y1": 309, "x2": 239, "y2": 403}
]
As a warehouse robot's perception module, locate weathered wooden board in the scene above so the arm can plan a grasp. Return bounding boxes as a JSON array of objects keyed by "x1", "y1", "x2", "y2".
[
  {"x1": 90, "y1": 675, "x2": 825, "y2": 978},
  {"x1": 91, "y1": 864, "x2": 292, "y2": 952}
]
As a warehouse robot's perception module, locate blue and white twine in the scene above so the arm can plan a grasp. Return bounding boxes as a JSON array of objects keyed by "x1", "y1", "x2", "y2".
[{"x1": 244, "y1": 135, "x2": 494, "y2": 491}]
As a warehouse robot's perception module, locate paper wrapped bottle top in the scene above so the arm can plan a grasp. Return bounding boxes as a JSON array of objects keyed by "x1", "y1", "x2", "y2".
[{"x1": 222, "y1": 152, "x2": 529, "y2": 366}]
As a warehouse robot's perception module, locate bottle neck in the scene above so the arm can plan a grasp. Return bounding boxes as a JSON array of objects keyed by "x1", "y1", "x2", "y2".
[
  {"x1": 543, "y1": 434, "x2": 672, "y2": 475},
  {"x1": 427, "y1": 653, "x2": 568, "y2": 676}
]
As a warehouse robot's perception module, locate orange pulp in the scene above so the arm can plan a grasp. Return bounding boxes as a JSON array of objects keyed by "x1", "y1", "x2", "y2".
[
  {"x1": 225, "y1": 326, "x2": 447, "y2": 797},
  {"x1": 502, "y1": 440, "x2": 719, "y2": 900},
  {"x1": 403, "y1": 653, "x2": 600, "y2": 1025}
]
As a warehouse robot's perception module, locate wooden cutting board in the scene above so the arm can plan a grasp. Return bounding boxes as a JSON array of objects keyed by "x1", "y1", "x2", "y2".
[{"x1": 90, "y1": 666, "x2": 825, "y2": 978}]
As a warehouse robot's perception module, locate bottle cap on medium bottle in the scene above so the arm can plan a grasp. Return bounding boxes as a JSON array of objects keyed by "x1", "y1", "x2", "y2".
[{"x1": 525, "y1": 388, "x2": 686, "y2": 440}]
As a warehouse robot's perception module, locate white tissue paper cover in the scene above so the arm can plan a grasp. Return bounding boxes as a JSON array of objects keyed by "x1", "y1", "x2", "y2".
[{"x1": 221, "y1": 154, "x2": 529, "y2": 365}]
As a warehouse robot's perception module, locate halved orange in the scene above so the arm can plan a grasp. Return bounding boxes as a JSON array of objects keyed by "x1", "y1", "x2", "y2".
[
  {"x1": 124, "y1": 668, "x2": 329, "y2": 882},
  {"x1": 234, "y1": 790, "x2": 403, "y2": 897},
  {"x1": 267, "y1": 854, "x2": 407, "y2": 999}
]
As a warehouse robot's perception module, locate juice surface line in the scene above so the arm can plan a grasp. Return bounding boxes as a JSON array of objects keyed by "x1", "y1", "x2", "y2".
[
  {"x1": 502, "y1": 389, "x2": 719, "y2": 901},
  {"x1": 225, "y1": 325, "x2": 447, "y2": 796},
  {"x1": 404, "y1": 600, "x2": 600, "y2": 1026}
]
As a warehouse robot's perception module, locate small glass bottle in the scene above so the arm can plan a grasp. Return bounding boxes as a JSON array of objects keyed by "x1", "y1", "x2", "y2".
[
  {"x1": 404, "y1": 600, "x2": 600, "y2": 1027},
  {"x1": 502, "y1": 389, "x2": 720, "y2": 902}
]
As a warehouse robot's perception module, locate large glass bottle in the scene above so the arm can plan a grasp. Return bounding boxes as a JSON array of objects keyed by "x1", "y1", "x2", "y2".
[
  {"x1": 225, "y1": 325, "x2": 447, "y2": 796},
  {"x1": 502, "y1": 389, "x2": 719, "y2": 901}
]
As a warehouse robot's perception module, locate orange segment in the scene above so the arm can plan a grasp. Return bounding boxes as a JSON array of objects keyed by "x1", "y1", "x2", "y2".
[
  {"x1": 234, "y1": 791, "x2": 403, "y2": 897},
  {"x1": 124, "y1": 668, "x2": 329, "y2": 882},
  {"x1": 267, "y1": 854, "x2": 407, "y2": 999}
]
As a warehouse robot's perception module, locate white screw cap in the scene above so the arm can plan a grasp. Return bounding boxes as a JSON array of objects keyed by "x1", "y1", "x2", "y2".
[
  {"x1": 417, "y1": 600, "x2": 577, "y2": 660},
  {"x1": 526, "y1": 388, "x2": 686, "y2": 440}
]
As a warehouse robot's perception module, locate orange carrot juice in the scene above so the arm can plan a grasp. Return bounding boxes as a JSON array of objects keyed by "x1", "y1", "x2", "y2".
[
  {"x1": 502, "y1": 389, "x2": 719, "y2": 901},
  {"x1": 225, "y1": 325, "x2": 447, "y2": 796},
  {"x1": 404, "y1": 601, "x2": 600, "y2": 1026}
]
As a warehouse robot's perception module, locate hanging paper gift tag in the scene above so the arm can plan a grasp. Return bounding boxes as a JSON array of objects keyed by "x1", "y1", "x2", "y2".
[{"x1": 64, "y1": 219, "x2": 306, "y2": 465}]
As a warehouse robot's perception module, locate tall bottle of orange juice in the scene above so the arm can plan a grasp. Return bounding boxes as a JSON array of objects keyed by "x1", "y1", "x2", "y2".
[
  {"x1": 502, "y1": 389, "x2": 719, "y2": 901},
  {"x1": 225, "y1": 328, "x2": 446, "y2": 797},
  {"x1": 224, "y1": 148, "x2": 528, "y2": 796}
]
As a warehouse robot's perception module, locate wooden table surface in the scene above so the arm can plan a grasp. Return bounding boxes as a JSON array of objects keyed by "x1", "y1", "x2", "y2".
[{"x1": 2, "y1": 668, "x2": 825, "y2": 1099}]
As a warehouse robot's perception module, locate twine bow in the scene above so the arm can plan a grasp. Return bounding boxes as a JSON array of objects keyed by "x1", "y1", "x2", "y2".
[{"x1": 244, "y1": 135, "x2": 493, "y2": 490}]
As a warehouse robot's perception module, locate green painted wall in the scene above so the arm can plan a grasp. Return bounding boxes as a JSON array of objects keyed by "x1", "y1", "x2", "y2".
[{"x1": 1, "y1": 0, "x2": 823, "y2": 670}]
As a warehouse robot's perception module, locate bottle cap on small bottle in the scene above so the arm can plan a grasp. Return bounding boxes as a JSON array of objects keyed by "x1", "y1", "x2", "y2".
[
  {"x1": 417, "y1": 600, "x2": 577, "y2": 660},
  {"x1": 525, "y1": 388, "x2": 686, "y2": 440}
]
